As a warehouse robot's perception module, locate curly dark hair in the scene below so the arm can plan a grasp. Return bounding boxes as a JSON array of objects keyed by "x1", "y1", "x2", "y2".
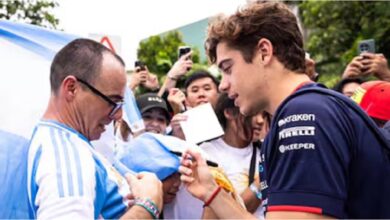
[{"x1": 205, "y1": 2, "x2": 305, "y2": 73}]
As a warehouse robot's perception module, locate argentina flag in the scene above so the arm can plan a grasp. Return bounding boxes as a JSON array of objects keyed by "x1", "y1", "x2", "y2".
[
  {"x1": 0, "y1": 20, "x2": 76, "y2": 218},
  {"x1": 0, "y1": 20, "x2": 77, "y2": 138},
  {"x1": 122, "y1": 87, "x2": 145, "y2": 133}
]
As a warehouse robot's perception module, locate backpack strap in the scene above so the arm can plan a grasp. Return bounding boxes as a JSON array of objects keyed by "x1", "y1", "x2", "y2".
[{"x1": 248, "y1": 143, "x2": 258, "y2": 186}]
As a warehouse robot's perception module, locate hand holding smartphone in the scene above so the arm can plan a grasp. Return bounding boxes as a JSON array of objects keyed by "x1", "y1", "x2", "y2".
[
  {"x1": 178, "y1": 46, "x2": 192, "y2": 71},
  {"x1": 178, "y1": 46, "x2": 191, "y2": 60},
  {"x1": 356, "y1": 39, "x2": 375, "y2": 76},
  {"x1": 135, "y1": 60, "x2": 146, "y2": 71},
  {"x1": 134, "y1": 60, "x2": 147, "y2": 84}
]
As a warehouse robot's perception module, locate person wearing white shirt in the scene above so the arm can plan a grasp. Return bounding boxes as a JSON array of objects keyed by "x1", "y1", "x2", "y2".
[{"x1": 28, "y1": 39, "x2": 162, "y2": 219}]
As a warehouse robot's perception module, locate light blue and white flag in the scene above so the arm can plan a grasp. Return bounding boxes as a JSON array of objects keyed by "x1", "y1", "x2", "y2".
[
  {"x1": 0, "y1": 130, "x2": 31, "y2": 218},
  {"x1": 0, "y1": 20, "x2": 77, "y2": 138},
  {"x1": 0, "y1": 20, "x2": 77, "y2": 218},
  {"x1": 123, "y1": 87, "x2": 145, "y2": 133},
  {"x1": 118, "y1": 132, "x2": 189, "y2": 180}
]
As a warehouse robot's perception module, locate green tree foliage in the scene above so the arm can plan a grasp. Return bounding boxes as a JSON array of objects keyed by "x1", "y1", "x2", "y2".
[
  {"x1": 137, "y1": 31, "x2": 202, "y2": 80},
  {"x1": 0, "y1": 0, "x2": 59, "y2": 29},
  {"x1": 299, "y1": 1, "x2": 390, "y2": 86}
]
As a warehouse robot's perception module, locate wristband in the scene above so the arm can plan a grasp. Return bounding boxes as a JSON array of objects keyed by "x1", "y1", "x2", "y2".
[
  {"x1": 134, "y1": 198, "x2": 160, "y2": 219},
  {"x1": 249, "y1": 183, "x2": 262, "y2": 200},
  {"x1": 203, "y1": 186, "x2": 222, "y2": 208}
]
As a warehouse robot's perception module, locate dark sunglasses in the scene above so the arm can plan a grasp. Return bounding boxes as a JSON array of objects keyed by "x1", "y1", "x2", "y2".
[{"x1": 76, "y1": 77, "x2": 124, "y2": 118}]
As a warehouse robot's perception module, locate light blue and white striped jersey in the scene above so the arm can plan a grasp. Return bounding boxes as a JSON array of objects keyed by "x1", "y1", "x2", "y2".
[{"x1": 27, "y1": 120, "x2": 130, "y2": 219}]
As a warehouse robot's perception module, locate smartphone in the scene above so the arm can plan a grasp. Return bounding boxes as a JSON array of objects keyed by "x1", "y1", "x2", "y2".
[
  {"x1": 134, "y1": 60, "x2": 146, "y2": 72},
  {"x1": 178, "y1": 46, "x2": 191, "y2": 59},
  {"x1": 358, "y1": 39, "x2": 375, "y2": 55}
]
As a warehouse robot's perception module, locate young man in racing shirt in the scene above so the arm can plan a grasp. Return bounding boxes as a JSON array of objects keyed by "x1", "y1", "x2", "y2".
[{"x1": 178, "y1": 2, "x2": 390, "y2": 219}]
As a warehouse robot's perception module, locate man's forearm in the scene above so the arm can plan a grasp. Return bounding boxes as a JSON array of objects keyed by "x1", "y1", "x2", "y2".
[
  {"x1": 120, "y1": 205, "x2": 156, "y2": 219},
  {"x1": 208, "y1": 189, "x2": 256, "y2": 219},
  {"x1": 201, "y1": 207, "x2": 218, "y2": 219},
  {"x1": 158, "y1": 77, "x2": 177, "y2": 97},
  {"x1": 241, "y1": 187, "x2": 262, "y2": 213},
  {"x1": 129, "y1": 81, "x2": 139, "y2": 93}
]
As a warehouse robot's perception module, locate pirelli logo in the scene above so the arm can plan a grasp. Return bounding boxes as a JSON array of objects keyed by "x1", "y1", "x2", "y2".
[{"x1": 279, "y1": 126, "x2": 315, "y2": 140}]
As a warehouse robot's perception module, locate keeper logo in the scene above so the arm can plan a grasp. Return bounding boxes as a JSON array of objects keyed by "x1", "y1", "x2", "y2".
[{"x1": 279, "y1": 143, "x2": 315, "y2": 153}]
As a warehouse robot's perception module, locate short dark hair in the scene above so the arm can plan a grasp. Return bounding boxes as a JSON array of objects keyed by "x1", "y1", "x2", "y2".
[
  {"x1": 215, "y1": 93, "x2": 239, "y2": 130},
  {"x1": 50, "y1": 38, "x2": 125, "y2": 93},
  {"x1": 333, "y1": 77, "x2": 364, "y2": 93},
  {"x1": 205, "y1": 2, "x2": 305, "y2": 73},
  {"x1": 184, "y1": 70, "x2": 219, "y2": 92},
  {"x1": 214, "y1": 93, "x2": 252, "y2": 141}
]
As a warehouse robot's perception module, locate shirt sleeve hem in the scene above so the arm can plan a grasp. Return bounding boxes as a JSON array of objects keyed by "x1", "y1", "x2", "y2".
[{"x1": 267, "y1": 191, "x2": 345, "y2": 218}]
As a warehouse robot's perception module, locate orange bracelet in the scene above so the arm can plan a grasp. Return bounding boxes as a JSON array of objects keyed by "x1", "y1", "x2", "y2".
[{"x1": 203, "y1": 186, "x2": 222, "y2": 208}]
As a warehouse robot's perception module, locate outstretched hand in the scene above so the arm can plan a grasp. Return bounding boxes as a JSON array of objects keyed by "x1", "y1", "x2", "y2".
[
  {"x1": 129, "y1": 66, "x2": 149, "y2": 90},
  {"x1": 178, "y1": 147, "x2": 218, "y2": 202},
  {"x1": 167, "y1": 51, "x2": 193, "y2": 80},
  {"x1": 170, "y1": 113, "x2": 187, "y2": 140},
  {"x1": 168, "y1": 88, "x2": 186, "y2": 114},
  {"x1": 143, "y1": 73, "x2": 160, "y2": 91}
]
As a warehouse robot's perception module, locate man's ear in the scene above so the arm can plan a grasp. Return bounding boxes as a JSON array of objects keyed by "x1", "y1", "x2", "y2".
[
  {"x1": 256, "y1": 38, "x2": 273, "y2": 65},
  {"x1": 61, "y1": 75, "x2": 78, "y2": 101}
]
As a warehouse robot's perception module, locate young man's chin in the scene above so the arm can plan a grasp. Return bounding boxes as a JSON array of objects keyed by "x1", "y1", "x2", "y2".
[
  {"x1": 239, "y1": 105, "x2": 251, "y2": 116},
  {"x1": 240, "y1": 106, "x2": 259, "y2": 117}
]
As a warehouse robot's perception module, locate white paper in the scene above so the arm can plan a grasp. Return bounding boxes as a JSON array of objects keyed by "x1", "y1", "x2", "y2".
[{"x1": 180, "y1": 103, "x2": 224, "y2": 144}]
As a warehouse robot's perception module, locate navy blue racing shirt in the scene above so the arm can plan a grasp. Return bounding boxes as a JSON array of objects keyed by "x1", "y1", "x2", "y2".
[{"x1": 259, "y1": 83, "x2": 390, "y2": 218}]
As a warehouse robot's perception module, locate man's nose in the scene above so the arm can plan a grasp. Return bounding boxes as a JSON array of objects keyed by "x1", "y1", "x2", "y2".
[
  {"x1": 219, "y1": 76, "x2": 229, "y2": 93},
  {"x1": 197, "y1": 89, "x2": 206, "y2": 98},
  {"x1": 150, "y1": 119, "x2": 161, "y2": 127}
]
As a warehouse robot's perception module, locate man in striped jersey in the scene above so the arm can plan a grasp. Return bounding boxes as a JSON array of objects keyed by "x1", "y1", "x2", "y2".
[{"x1": 27, "y1": 38, "x2": 163, "y2": 219}]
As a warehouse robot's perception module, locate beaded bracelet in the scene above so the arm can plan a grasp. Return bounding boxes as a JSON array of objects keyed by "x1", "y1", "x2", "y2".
[
  {"x1": 203, "y1": 186, "x2": 222, "y2": 208},
  {"x1": 134, "y1": 198, "x2": 160, "y2": 219}
]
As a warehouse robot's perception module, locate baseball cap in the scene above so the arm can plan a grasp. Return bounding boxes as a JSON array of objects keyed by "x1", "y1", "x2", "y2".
[
  {"x1": 136, "y1": 93, "x2": 171, "y2": 121},
  {"x1": 351, "y1": 81, "x2": 390, "y2": 121}
]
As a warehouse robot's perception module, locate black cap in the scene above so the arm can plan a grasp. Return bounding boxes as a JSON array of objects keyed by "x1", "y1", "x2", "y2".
[{"x1": 136, "y1": 93, "x2": 171, "y2": 121}]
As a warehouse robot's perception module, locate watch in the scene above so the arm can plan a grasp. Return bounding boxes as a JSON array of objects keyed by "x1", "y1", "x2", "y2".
[{"x1": 249, "y1": 183, "x2": 262, "y2": 200}]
